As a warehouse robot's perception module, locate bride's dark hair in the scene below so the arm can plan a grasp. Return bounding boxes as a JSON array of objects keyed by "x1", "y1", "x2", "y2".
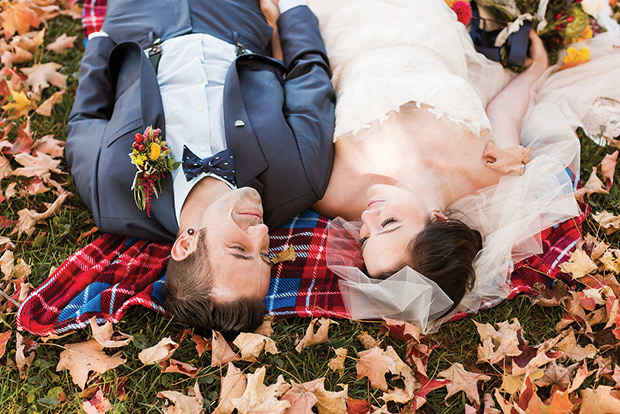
[{"x1": 407, "y1": 216, "x2": 481, "y2": 311}]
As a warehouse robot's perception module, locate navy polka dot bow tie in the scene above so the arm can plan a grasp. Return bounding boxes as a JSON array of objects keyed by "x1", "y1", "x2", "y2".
[{"x1": 181, "y1": 146, "x2": 237, "y2": 186}]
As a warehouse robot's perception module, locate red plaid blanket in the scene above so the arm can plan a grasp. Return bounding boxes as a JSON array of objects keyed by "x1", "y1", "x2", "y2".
[{"x1": 17, "y1": 208, "x2": 584, "y2": 336}]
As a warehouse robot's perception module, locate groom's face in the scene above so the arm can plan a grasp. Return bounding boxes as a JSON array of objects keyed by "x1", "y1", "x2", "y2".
[{"x1": 199, "y1": 187, "x2": 272, "y2": 303}]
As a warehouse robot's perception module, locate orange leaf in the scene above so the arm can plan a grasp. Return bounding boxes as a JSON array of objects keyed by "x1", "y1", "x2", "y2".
[
  {"x1": 138, "y1": 337, "x2": 178, "y2": 365},
  {"x1": 211, "y1": 330, "x2": 239, "y2": 367},
  {"x1": 35, "y1": 90, "x2": 64, "y2": 116},
  {"x1": 294, "y1": 318, "x2": 336, "y2": 352},
  {"x1": 574, "y1": 167, "x2": 609, "y2": 202},
  {"x1": 77, "y1": 227, "x2": 99, "y2": 243},
  {"x1": 483, "y1": 140, "x2": 531, "y2": 175},
  {"x1": 0, "y1": 1, "x2": 40, "y2": 38}
]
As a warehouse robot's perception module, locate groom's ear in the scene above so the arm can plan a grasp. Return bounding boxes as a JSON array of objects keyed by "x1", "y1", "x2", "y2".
[
  {"x1": 431, "y1": 209, "x2": 448, "y2": 222},
  {"x1": 171, "y1": 231, "x2": 199, "y2": 261}
]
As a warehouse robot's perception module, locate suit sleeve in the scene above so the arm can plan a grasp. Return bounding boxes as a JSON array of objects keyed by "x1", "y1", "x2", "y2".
[
  {"x1": 65, "y1": 36, "x2": 116, "y2": 212},
  {"x1": 276, "y1": 5, "x2": 336, "y2": 197}
]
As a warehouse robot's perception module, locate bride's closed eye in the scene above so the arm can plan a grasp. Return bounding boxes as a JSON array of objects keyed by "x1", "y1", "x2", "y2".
[
  {"x1": 381, "y1": 217, "x2": 396, "y2": 227},
  {"x1": 359, "y1": 236, "x2": 368, "y2": 247}
]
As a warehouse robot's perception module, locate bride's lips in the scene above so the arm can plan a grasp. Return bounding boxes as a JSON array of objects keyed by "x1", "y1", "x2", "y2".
[{"x1": 367, "y1": 199, "x2": 385, "y2": 208}]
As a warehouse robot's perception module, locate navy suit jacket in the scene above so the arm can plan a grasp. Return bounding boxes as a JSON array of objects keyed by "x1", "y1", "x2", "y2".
[{"x1": 65, "y1": 0, "x2": 335, "y2": 242}]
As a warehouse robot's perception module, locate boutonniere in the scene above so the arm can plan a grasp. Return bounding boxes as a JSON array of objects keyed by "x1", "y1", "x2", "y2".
[{"x1": 129, "y1": 126, "x2": 180, "y2": 217}]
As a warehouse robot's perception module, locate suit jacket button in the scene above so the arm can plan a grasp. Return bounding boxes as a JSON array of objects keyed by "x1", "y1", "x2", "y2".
[{"x1": 235, "y1": 120, "x2": 245, "y2": 127}]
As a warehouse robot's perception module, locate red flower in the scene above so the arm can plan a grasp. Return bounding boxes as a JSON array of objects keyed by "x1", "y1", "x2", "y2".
[{"x1": 453, "y1": 1, "x2": 472, "y2": 25}]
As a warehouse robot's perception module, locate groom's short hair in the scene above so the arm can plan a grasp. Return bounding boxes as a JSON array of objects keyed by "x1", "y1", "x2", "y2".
[{"x1": 163, "y1": 228, "x2": 266, "y2": 340}]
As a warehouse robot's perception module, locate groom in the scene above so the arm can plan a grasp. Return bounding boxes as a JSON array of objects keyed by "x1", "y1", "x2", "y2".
[{"x1": 65, "y1": 0, "x2": 335, "y2": 338}]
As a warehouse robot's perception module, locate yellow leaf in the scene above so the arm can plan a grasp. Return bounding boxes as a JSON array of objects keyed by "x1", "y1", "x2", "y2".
[
  {"x1": 270, "y1": 244, "x2": 296, "y2": 265},
  {"x1": 1, "y1": 90, "x2": 32, "y2": 118},
  {"x1": 559, "y1": 249, "x2": 598, "y2": 279}
]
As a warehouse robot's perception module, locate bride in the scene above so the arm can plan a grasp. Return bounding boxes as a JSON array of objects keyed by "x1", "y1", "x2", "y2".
[{"x1": 265, "y1": 0, "x2": 620, "y2": 330}]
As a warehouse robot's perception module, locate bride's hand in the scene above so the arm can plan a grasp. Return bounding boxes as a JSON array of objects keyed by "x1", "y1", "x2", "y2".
[
  {"x1": 260, "y1": 0, "x2": 281, "y2": 29},
  {"x1": 260, "y1": 0, "x2": 284, "y2": 61},
  {"x1": 524, "y1": 30, "x2": 548, "y2": 76}
]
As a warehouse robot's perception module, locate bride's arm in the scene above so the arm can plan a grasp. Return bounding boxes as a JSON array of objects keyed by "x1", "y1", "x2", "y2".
[
  {"x1": 486, "y1": 31, "x2": 548, "y2": 148},
  {"x1": 260, "y1": 0, "x2": 284, "y2": 61}
]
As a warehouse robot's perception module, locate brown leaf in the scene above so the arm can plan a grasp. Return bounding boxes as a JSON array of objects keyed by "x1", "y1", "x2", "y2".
[
  {"x1": 356, "y1": 332, "x2": 378, "y2": 350},
  {"x1": 574, "y1": 167, "x2": 610, "y2": 202},
  {"x1": 213, "y1": 363, "x2": 247, "y2": 414},
  {"x1": 12, "y1": 151, "x2": 61, "y2": 178},
  {"x1": 14, "y1": 191, "x2": 69, "y2": 236},
  {"x1": 232, "y1": 332, "x2": 278, "y2": 362},
  {"x1": 20, "y1": 62, "x2": 66, "y2": 96},
  {"x1": 0, "y1": 330, "x2": 10, "y2": 358},
  {"x1": 25, "y1": 177, "x2": 50, "y2": 196},
  {"x1": 0, "y1": 237, "x2": 15, "y2": 255},
  {"x1": 307, "y1": 378, "x2": 347, "y2": 414},
  {"x1": 295, "y1": 318, "x2": 336, "y2": 353},
  {"x1": 438, "y1": 363, "x2": 490, "y2": 405},
  {"x1": 253, "y1": 315, "x2": 274, "y2": 337},
  {"x1": 556, "y1": 330, "x2": 598, "y2": 362},
  {"x1": 231, "y1": 367, "x2": 291, "y2": 414},
  {"x1": 475, "y1": 319, "x2": 523, "y2": 365},
  {"x1": 328, "y1": 347, "x2": 347, "y2": 372},
  {"x1": 32, "y1": 134, "x2": 65, "y2": 158},
  {"x1": 533, "y1": 360, "x2": 578, "y2": 390},
  {"x1": 81, "y1": 388, "x2": 112, "y2": 414},
  {"x1": 280, "y1": 379, "x2": 321, "y2": 414},
  {"x1": 558, "y1": 249, "x2": 598, "y2": 279},
  {"x1": 45, "y1": 33, "x2": 77, "y2": 53},
  {"x1": 138, "y1": 337, "x2": 178, "y2": 365},
  {"x1": 16, "y1": 332, "x2": 37, "y2": 379},
  {"x1": 270, "y1": 244, "x2": 296, "y2": 265},
  {"x1": 89, "y1": 318, "x2": 133, "y2": 348},
  {"x1": 158, "y1": 382, "x2": 204, "y2": 414},
  {"x1": 56, "y1": 339, "x2": 124, "y2": 389},
  {"x1": 593, "y1": 211, "x2": 620, "y2": 235},
  {"x1": 580, "y1": 385, "x2": 620, "y2": 414},
  {"x1": 211, "y1": 330, "x2": 239, "y2": 367},
  {"x1": 500, "y1": 370, "x2": 544, "y2": 395},
  {"x1": 160, "y1": 359, "x2": 199, "y2": 378},
  {"x1": 601, "y1": 151, "x2": 619, "y2": 189},
  {"x1": 483, "y1": 140, "x2": 531, "y2": 174},
  {"x1": 356, "y1": 347, "x2": 399, "y2": 391},
  {"x1": 0, "y1": 1, "x2": 40, "y2": 38},
  {"x1": 10, "y1": 30, "x2": 45, "y2": 53},
  {"x1": 5, "y1": 182, "x2": 18, "y2": 200},
  {"x1": 35, "y1": 90, "x2": 64, "y2": 116},
  {"x1": 0, "y1": 156, "x2": 12, "y2": 180}
]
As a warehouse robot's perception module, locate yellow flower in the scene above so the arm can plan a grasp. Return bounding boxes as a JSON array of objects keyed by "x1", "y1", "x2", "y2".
[
  {"x1": 561, "y1": 46, "x2": 590, "y2": 69},
  {"x1": 149, "y1": 143, "x2": 161, "y2": 160},
  {"x1": 131, "y1": 153, "x2": 147, "y2": 167}
]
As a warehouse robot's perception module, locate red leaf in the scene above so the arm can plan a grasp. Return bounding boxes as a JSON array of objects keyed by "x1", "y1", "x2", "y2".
[
  {"x1": 11, "y1": 122, "x2": 34, "y2": 154},
  {"x1": 346, "y1": 398, "x2": 372, "y2": 414}
]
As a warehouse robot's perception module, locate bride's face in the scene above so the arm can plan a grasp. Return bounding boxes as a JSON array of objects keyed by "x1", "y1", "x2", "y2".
[{"x1": 359, "y1": 184, "x2": 429, "y2": 278}]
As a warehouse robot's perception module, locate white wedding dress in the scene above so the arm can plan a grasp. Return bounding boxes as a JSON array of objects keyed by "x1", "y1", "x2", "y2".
[{"x1": 308, "y1": 0, "x2": 620, "y2": 331}]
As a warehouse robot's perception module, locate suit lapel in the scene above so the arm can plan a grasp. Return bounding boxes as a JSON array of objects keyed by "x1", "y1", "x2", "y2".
[{"x1": 223, "y1": 56, "x2": 268, "y2": 188}]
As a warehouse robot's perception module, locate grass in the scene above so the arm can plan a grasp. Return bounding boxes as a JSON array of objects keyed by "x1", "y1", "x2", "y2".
[{"x1": 1, "y1": 11, "x2": 620, "y2": 414}]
